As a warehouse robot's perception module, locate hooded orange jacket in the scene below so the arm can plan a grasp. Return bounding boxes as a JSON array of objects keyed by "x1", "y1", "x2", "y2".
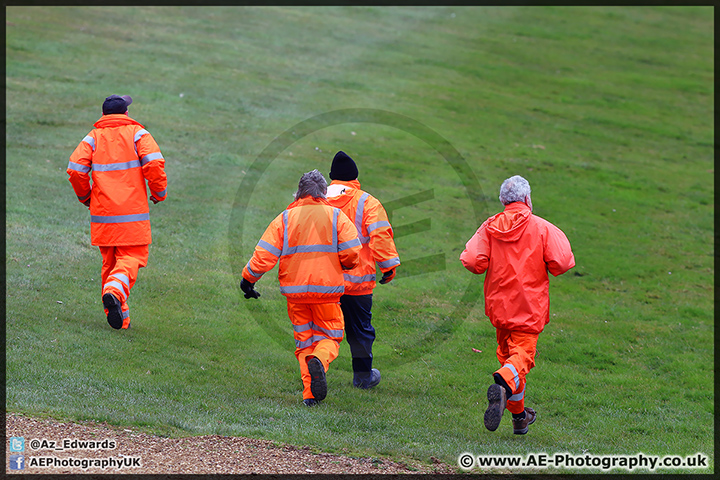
[
  {"x1": 242, "y1": 196, "x2": 362, "y2": 304},
  {"x1": 67, "y1": 114, "x2": 167, "y2": 246},
  {"x1": 460, "y1": 202, "x2": 575, "y2": 334},
  {"x1": 326, "y1": 180, "x2": 400, "y2": 295}
]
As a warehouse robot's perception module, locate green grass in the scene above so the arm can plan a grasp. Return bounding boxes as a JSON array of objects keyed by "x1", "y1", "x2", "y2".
[{"x1": 5, "y1": 6, "x2": 713, "y2": 474}]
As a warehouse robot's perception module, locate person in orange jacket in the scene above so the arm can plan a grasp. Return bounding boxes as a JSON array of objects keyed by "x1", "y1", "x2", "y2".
[
  {"x1": 460, "y1": 175, "x2": 575, "y2": 434},
  {"x1": 325, "y1": 151, "x2": 401, "y2": 389},
  {"x1": 67, "y1": 94, "x2": 167, "y2": 330},
  {"x1": 240, "y1": 169, "x2": 362, "y2": 406}
]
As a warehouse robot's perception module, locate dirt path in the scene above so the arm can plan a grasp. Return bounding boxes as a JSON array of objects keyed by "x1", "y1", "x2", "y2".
[{"x1": 5, "y1": 413, "x2": 456, "y2": 474}]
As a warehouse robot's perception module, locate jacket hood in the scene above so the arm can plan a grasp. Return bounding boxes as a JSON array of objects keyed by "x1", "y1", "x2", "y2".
[
  {"x1": 485, "y1": 202, "x2": 532, "y2": 242},
  {"x1": 94, "y1": 114, "x2": 144, "y2": 129},
  {"x1": 326, "y1": 179, "x2": 361, "y2": 209}
]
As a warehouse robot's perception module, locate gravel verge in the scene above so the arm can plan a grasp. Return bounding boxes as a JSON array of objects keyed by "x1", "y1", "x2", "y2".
[{"x1": 5, "y1": 413, "x2": 457, "y2": 475}]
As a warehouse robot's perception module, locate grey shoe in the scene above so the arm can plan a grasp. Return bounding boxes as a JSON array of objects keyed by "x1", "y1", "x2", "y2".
[
  {"x1": 512, "y1": 407, "x2": 536, "y2": 435},
  {"x1": 307, "y1": 357, "x2": 327, "y2": 401},
  {"x1": 483, "y1": 383, "x2": 507, "y2": 431},
  {"x1": 354, "y1": 369, "x2": 381, "y2": 389}
]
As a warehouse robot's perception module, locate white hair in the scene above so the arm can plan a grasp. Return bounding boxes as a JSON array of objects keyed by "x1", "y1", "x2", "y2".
[
  {"x1": 499, "y1": 175, "x2": 531, "y2": 205},
  {"x1": 295, "y1": 169, "x2": 327, "y2": 200}
]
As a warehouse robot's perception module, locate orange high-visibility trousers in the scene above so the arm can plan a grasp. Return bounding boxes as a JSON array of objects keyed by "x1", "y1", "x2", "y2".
[
  {"x1": 99, "y1": 245, "x2": 149, "y2": 329},
  {"x1": 494, "y1": 328, "x2": 539, "y2": 414},
  {"x1": 287, "y1": 301, "x2": 345, "y2": 400}
]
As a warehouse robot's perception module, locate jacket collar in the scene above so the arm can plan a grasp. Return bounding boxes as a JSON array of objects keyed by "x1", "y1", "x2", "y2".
[
  {"x1": 330, "y1": 179, "x2": 361, "y2": 190},
  {"x1": 503, "y1": 201, "x2": 531, "y2": 213},
  {"x1": 287, "y1": 195, "x2": 331, "y2": 209},
  {"x1": 94, "y1": 114, "x2": 144, "y2": 129}
]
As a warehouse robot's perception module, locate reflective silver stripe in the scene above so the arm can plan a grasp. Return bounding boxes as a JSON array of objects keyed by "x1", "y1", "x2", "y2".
[
  {"x1": 258, "y1": 239, "x2": 281, "y2": 258},
  {"x1": 245, "y1": 262, "x2": 262, "y2": 280},
  {"x1": 77, "y1": 192, "x2": 91, "y2": 201},
  {"x1": 295, "y1": 334, "x2": 338, "y2": 349},
  {"x1": 133, "y1": 127, "x2": 151, "y2": 159},
  {"x1": 292, "y1": 322, "x2": 342, "y2": 338},
  {"x1": 92, "y1": 160, "x2": 141, "y2": 172},
  {"x1": 332, "y1": 208, "x2": 339, "y2": 248},
  {"x1": 104, "y1": 280, "x2": 127, "y2": 299},
  {"x1": 355, "y1": 193, "x2": 370, "y2": 244},
  {"x1": 508, "y1": 385, "x2": 525, "y2": 402},
  {"x1": 293, "y1": 323, "x2": 313, "y2": 333},
  {"x1": 377, "y1": 257, "x2": 400, "y2": 269},
  {"x1": 284, "y1": 244, "x2": 336, "y2": 254},
  {"x1": 504, "y1": 363, "x2": 520, "y2": 388},
  {"x1": 140, "y1": 152, "x2": 163, "y2": 166},
  {"x1": 122, "y1": 309, "x2": 130, "y2": 320},
  {"x1": 344, "y1": 273, "x2": 376, "y2": 283},
  {"x1": 338, "y1": 237, "x2": 361, "y2": 251},
  {"x1": 68, "y1": 161, "x2": 91, "y2": 173},
  {"x1": 367, "y1": 220, "x2": 391, "y2": 233},
  {"x1": 152, "y1": 189, "x2": 167, "y2": 198},
  {"x1": 279, "y1": 285, "x2": 344, "y2": 295},
  {"x1": 91, "y1": 213, "x2": 150, "y2": 223},
  {"x1": 110, "y1": 273, "x2": 130, "y2": 289},
  {"x1": 134, "y1": 129, "x2": 149, "y2": 142},
  {"x1": 314, "y1": 324, "x2": 344, "y2": 338},
  {"x1": 83, "y1": 135, "x2": 95, "y2": 151},
  {"x1": 282, "y1": 210, "x2": 290, "y2": 255}
]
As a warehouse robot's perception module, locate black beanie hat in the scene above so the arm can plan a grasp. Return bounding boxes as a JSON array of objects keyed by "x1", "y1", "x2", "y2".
[{"x1": 329, "y1": 151, "x2": 358, "y2": 181}]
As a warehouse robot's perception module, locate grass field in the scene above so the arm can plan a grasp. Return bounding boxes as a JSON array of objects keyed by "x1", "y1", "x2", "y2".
[{"x1": 5, "y1": 6, "x2": 714, "y2": 474}]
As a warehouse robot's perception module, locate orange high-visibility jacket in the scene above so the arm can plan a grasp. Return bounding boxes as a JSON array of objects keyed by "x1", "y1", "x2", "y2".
[
  {"x1": 67, "y1": 114, "x2": 167, "y2": 246},
  {"x1": 242, "y1": 196, "x2": 362, "y2": 304},
  {"x1": 460, "y1": 202, "x2": 575, "y2": 334},
  {"x1": 326, "y1": 180, "x2": 400, "y2": 295}
]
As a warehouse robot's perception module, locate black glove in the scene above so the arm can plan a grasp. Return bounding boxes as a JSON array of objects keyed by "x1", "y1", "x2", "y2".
[
  {"x1": 379, "y1": 269, "x2": 396, "y2": 284},
  {"x1": 83, "y1": 198, "x2": 91, "y2": 208},
  {"x1": 150, "y1": 195, "x2": 159, "y2": 204},
  {"x1": 240, "y1": 278, "x2": 260, "y2": 299}
]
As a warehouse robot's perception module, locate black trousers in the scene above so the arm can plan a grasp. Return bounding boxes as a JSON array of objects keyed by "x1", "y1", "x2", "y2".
[{"x1": 340, "y1": 294, "x2": 375, "y2": 378}]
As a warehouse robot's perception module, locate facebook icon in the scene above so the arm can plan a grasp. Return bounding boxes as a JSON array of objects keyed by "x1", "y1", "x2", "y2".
[{"x1": 9, "y1": 455, "x2": 25, "y2": 470}]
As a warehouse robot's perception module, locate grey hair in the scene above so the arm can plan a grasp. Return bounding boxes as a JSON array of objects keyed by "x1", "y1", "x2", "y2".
[
  {"x1": 499, "y1": 175, "x2": 531, "y2": 205},
  {"x1": 295, "y1": 169, "x2": 328, "y2": 200}
]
